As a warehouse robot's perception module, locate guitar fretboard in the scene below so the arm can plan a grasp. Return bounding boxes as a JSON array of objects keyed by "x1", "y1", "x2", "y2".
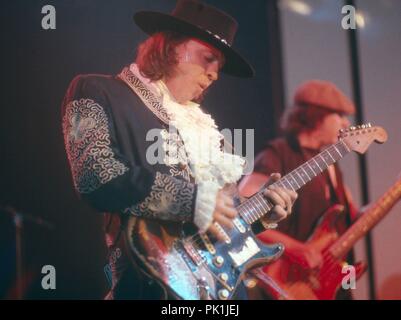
[
  {"x1": 238, "y1": 140, "x2": 350, "y2": 224},
  {"x1": 329, "y1": 179, "x2": 401, "y2": 259}
]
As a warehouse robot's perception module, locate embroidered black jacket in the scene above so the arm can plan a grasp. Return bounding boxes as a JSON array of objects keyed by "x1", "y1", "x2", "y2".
[
  {"x1": 62, "y1": 68, "x2": 197, "y2": 221},
  {"x1": 61, "y1": 67, "x2": 199, "y2": 299}
]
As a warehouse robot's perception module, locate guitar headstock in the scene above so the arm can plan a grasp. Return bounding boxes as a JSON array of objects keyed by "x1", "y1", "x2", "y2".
[{"x1": 339, "y1": 123, "x2": 388, "y2": 154}]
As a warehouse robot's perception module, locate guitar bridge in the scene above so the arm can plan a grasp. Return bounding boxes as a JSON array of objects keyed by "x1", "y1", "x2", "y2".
[{"x1": 182, "y1": 241, "x2": 204, "y2": 267}]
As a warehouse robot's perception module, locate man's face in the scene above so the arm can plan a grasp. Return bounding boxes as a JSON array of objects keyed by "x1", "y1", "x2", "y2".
[
  {"x1": 316, "y1": 112, "x2": 351, "y2": 145},
  {"x1": 167, "y1": 38, "x2": 224, "y2": 104}
]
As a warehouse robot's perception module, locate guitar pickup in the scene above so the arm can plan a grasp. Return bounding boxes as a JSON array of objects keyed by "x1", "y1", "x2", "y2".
[
  {"x1": 213, "y1": 223, "x2": 231, "y2": 244},
  {"x1": 233, "y1": 218, "x2": 246, "y2": 233},
  {"x1": 200, "y1": 233, "x2": 217, "y2": 254}
]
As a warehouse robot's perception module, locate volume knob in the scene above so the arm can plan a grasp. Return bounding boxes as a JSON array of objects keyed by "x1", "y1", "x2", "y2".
[
  {"x1": 213, "y1": 256, "x2": 224, "y2": 268},
  {"x1": 219, "y1": 273, "x2": 229, "y2": 282},
  {"x1": 218, "y1": 289, "x2": 229, "y2": 300}
]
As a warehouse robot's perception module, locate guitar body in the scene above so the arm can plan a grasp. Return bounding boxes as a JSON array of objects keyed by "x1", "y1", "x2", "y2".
[
  {"x1": 126, "y1": 215, "x2": 284, "y2": 300},
  {"x1": 258, "y1": 205, "x2": 366, "y2": 300}
]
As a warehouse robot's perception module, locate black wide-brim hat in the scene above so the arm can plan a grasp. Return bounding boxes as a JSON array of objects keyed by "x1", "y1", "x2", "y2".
[{"x1": 134, "y1": 0, "x2": 254, "y2": 78}]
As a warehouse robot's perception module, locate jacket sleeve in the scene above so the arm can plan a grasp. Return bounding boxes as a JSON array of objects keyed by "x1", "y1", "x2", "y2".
[{"x1": 61, "y1": 75, "x2": 197, "y2": 223}]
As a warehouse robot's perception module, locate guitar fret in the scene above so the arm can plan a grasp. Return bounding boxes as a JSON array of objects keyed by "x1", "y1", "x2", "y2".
[
  {"x1": 293, "y1": 172, "x2": 303, "y2": 188},
  {"x1": 339, "y1": 140, "x2": 350, "y2": 153},
  {"x1": 254, "y1": 195, "x2": 268, "y2": 219},
  {"x1": 313, "y1": 158, "x2": 323, "y2": 172},
  {"x1": 244, "y1": 202, "x2": 258, "y2": 222},
  {"x1": 300, "y1": 166, "x2": 311, "y2": 181},
  {"x1": 261, "y1": 197, "x2": 273, "y2": 217},
  {"x1": 282, "y1": 177, "x2": 294, "y2": 191},
  {"x1": 307, "y1": 162, "x2": 317, "y2": 176},
  {"x1": 256, "y1": 194, "x2": 270, "y2": 212},
  {"x1": 249, "y1": 201, "x2": 261, "y2": 221},
  {"x1": 252, "y1": 196, "x2": 265, "y2": 218},
  {"x1": 303, "y1": 163, "x2": 315, "y2": 178},
  {"x1": 288, "y1": 172, "x2": 299, "y2": 190},
  {"x1": 319, "y1": 154, "x2": 329, "y2": 167},
  {"x1": 239, "y1": 202, "x2": 252, "y2": 222},
  {"x1": 326, "y1": 149, "x2": 335, "y2": 162},
  {"x1": 295, "y1": 170, "x2": 306, "y2": 184},
  {"x1": 242, "y1": 212, "x2": 252, "y2": 224},
  {"x1": 333, "y1": 145, "x2": 342, "y2": 158},
  {"x1": 287, "y1": 175, "x2": 299, "y2": 190}
]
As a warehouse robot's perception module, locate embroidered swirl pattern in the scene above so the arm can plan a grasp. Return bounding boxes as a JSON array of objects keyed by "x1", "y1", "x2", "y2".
[
  {"x1": 63, "y1": 98, "x2": 129, "y2": 193},
  {"x1": 124, "y1": 172, "x2": 194, "y2": 220}
]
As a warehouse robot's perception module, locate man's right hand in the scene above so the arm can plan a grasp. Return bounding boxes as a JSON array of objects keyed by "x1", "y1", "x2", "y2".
[
  {"x1": 207, "y1": 189, "x2": 238, "y2": 241},
  {"x1": 286, "y1": 242, "x2": 324, "y2": 270}
]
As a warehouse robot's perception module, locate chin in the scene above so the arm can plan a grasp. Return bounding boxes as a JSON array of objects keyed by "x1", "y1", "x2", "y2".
[{"x1": 193, "y1": 92, "x2": 206, "y2": 104}]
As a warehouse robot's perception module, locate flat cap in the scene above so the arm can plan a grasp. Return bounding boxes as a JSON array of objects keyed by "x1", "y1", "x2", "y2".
[{"x1": 294, "y1": 80, "x2": 355, "y2": 115}]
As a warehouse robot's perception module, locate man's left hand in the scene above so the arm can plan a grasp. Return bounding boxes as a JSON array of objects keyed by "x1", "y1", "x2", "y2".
[{"x1": 262, "y1": 173, "x2": 298, "y2": 223}]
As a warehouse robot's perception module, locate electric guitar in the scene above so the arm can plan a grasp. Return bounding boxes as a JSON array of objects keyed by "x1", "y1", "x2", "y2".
[
  {"x1": 125, "y1": 124, "x2": 387, "y2": 300},
  {"x1": 254, "y1": 172, "x2": 401, "y2": 300}
]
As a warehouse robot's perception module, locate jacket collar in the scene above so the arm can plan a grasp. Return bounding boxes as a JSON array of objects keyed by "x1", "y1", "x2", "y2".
[{"x1": 117, "y1": 66, "x2": 171, "y2": 125}]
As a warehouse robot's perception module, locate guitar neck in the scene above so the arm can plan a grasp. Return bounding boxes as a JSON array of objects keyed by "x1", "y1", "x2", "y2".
[
  {"x1": 238, "y1": 140, "x2": 351, "y2": 224},
  {"x1": 329, "y1": 179, "x2": 401, "y2": 259}
]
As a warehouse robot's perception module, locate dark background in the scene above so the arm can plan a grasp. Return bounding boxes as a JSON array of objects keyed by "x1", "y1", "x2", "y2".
[{"x1": 0, "y1": 0, "x2": 283, "y2": 299}]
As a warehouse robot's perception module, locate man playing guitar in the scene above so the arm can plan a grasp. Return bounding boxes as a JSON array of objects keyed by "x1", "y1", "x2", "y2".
[{"x1": 240, "y1": 80, "x2": 359, "y2": 300}]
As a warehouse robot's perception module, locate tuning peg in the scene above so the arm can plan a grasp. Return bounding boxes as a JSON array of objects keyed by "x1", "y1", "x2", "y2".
[
  {"x1": 368, "y1": 123, "x2": 372, "y2": 127},
  {"x1": 357, "y1": 125, "x2": 361, "y2": 129},
  {"x1": 350, "y1": 126, "x2": 356, "y2": 131},
  {"x1": 339, "y1": 129, "x2": 344, "y2": 133},
  {"x1": 361, "y1": 124, "x2": 366, "y2": 129}
]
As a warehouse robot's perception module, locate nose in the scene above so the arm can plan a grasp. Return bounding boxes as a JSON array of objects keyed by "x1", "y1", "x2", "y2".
[
  {"x1": 207, "y1": 69, "x2": 218, "y2": 82},
  {"x1": 206, "y1": 62, "x2": 219, "y2": 82}
]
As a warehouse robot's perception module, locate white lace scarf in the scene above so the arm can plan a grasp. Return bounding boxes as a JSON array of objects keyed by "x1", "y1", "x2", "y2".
[{"x1": 130, "y1": 64, "x2": 244, "y2": 187}]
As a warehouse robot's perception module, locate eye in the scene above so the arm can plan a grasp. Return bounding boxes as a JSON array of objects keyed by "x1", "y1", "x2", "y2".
[{"x1": 204, "y1": 54, "x2": 216, "y2": 64}]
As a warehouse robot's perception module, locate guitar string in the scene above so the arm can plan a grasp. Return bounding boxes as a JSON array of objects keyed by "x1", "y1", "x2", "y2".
[{"x1": 186, "y1": 142, "x2": 346, "y2": 248}]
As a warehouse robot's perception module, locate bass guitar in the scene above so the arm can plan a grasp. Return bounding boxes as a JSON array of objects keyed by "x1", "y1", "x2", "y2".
[{"x1": 255, "y1": 170, "x2": 400, "y2": 300}]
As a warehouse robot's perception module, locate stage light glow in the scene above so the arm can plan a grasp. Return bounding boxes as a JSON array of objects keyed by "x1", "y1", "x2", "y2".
[
  {"x1": 280, "y1": 0, "x2": 312, "y2": 16},
  {"x1": 356, "y1": 11, "x2": 366, "y2": 29}
]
